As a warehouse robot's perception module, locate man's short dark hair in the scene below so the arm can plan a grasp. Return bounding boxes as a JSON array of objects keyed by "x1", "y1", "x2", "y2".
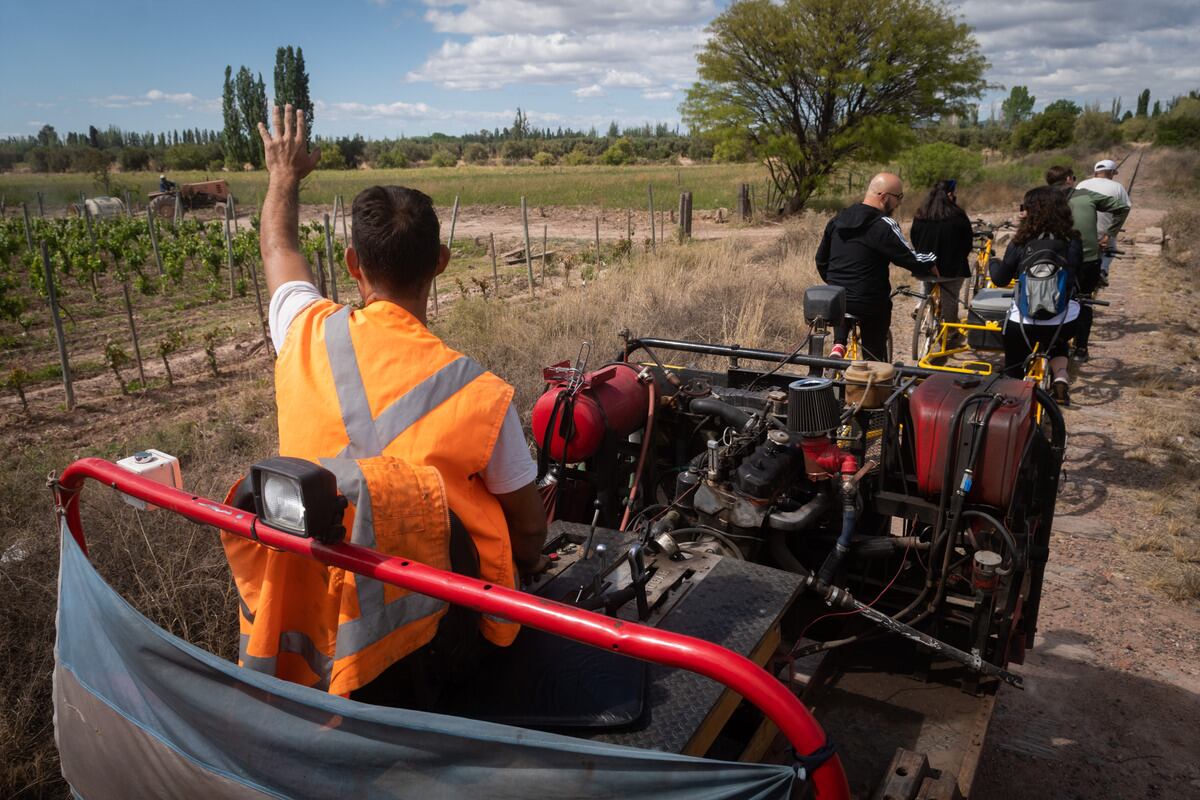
[
  {"x1": 1045, "y1": 165, "x2": 1075, "y2": 186},
  {"x1": 351, "y1": 186, "x2": 441, "y2": 295}
]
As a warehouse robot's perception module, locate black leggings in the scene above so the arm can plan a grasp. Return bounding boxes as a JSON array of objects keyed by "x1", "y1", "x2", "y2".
[
  {"x1": 1002, "y1": 319, "x2": 1076, "y2": 377},
  {"x1": 834, "y1": 301, "x2": 891, "y2": 362},
  {"x1": 1074, "y1": 259, "x2": 1102, "y2": 349}
]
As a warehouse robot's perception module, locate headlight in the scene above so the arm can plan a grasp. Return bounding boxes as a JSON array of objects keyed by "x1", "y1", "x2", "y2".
[{"x1": 250, "y1": 457, "x2": 346, "y2": 544}]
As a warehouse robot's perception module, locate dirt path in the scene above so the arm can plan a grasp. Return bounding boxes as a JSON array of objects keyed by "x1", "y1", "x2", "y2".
[{"x1": 971, "y1": 204, "x2": 1200, "y2": 798}]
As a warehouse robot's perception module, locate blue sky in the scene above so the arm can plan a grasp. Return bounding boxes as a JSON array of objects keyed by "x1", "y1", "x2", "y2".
[{"x1": 2, "y1": 0, "x2": 1198, "y2": 140}]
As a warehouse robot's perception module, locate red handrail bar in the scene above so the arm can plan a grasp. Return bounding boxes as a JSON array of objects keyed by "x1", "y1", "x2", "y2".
[{"x1": 56, "y1": 457, "x2": 849, "y2": 800}]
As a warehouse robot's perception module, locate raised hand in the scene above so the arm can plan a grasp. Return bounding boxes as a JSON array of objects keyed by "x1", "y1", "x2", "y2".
[{"x1": 258, "y1": 104, "x2": 321, "y2": 185}]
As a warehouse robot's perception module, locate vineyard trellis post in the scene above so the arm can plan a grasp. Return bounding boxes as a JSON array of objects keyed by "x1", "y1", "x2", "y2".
[
  {"x1": 338, "y1": 194, "x2": 349, "y2": 245},
  {"x1": 647, "y1": 185, "x2": 656, "y2": 251},
  {"x1": 315, "y1": 250, "x2": 328, "y2": 298},
  {"x1": 323, "y1": 213, "x2": 338, "y2": 303},
  {"x1": 231, "y1": 196, "x2": 239, "y2": 234},
  {"x1": 120, "y1": 279, "x2": 146, "y2": 389},
  {"x1": 37, "y1": 191, "x2": 44, "y2": 218},
  {"x1": 83, "y1": 202, "x2": 96, "y2": 247},
  {"x1": 246, "y1": 257, "x2": 271, "y2": 359},
  {"x1": 224, "y1": 206, "x2": 237, "y2": 300},
  {"x1": 489, "y1": 232, "x2": 499, "y2": 295},
  {"x1": 124, "y1": 190, "x2": 133, "y2": 217},
  {"x1": 173, "y1": 193, "x2": 182, "y2": 228},
  {"x1": 146, "y1": 208, "x2": 163, "y2": 275},
  {"x1": 22, "y1": 203, "x2": 33, "y2": 251},
  {"x1": 39, "y1": 241, "x2": 75, "y2": 410},
  {"x1": 521, "y1": 196, "x2": 534, "y2": 297}
]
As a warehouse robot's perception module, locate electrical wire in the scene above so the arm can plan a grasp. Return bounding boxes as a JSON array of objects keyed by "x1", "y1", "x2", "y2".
[{"x1": 745, "y1": 321, "x2": 817, "y2": 391}]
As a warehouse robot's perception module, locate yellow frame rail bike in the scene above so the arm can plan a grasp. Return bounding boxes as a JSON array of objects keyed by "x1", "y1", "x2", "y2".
[{"x1": 903, "y1": 279, "x2": 999, "y2": 376}]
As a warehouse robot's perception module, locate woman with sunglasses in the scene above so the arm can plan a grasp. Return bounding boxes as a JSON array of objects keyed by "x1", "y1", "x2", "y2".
[{"x1": 990, "y1": 186, "x2": 1082, "y2": 406}]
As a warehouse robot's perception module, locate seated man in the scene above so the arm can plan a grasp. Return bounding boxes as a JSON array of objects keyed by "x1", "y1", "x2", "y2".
[
  {"x1": 159, "y1": 174, "x2": 175, "y2": 193},
  {"x1": 224, "y1": 105, "x2": 548, "y2": 702}
]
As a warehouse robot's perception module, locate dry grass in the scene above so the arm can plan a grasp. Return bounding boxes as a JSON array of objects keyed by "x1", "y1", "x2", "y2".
[
  {"x1": 0, "y1": 378, "x2": 275, "y2": 798},
  {"x1": 434, "y1": 214, "x2": 828, "y2": 413}
]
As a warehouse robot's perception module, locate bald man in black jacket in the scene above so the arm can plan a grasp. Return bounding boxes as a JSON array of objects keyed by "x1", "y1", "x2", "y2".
[{"x1": 816, "y1": 172, "x2": 938, "y2": 361}]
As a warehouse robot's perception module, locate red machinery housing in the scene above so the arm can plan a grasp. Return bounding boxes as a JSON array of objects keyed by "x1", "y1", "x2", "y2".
[
  {"x1": 531, "y1": 362, "x2": 649, "y2": 462},
  {"x1": 910, "y1": 375, "x2": 1035, "y2": 508}
]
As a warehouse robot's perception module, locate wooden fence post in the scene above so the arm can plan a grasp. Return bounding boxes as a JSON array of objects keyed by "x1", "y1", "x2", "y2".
[
  {"x1": 489, "y1": 232, "x2": 499, "y2": 295},
  {"x1": 40, "y1": 241, "x2": 75, "y2": 410},
  {"x1": 225, "y1": 206, "x2": 237, "y2": 299},
  {"x1": 647, "y1": 185, "x2": 656, "y2": 251},
  {"x1": 120, "y1": 279, "x2": 146, "y2": 388},
  {"x1": 595, "y1": 216, "x2": 601, "y2": 267},
  {"x1": 541, "y1": 224, "x2": 548, "y2": 283},
  {"x1": 22, "y1": 203, "x2": 33, "y2": 251},
  {"x1": 315, "y1": 250, "x2": 328, "y2": 298},
  {"x1": 323, "y1": 213, "x2": 338, "y2": 303},
  {"x1": 521, "y1": 196, "x2": 534, "y2": 296},
  {"x1": 738, "y1": 183, "x2": 750, "y2": 221},
  {"x1": 146, "y1": 208, "x2": 163, "y2": 275},
  {"x1": 685, "y1": 192, "x2": 693, "y2": 238},
  {"x1": 626, "y1": 209, "x2": 632, "y2": 243},
  {"x1": 37, "y1": 191, "x2": 44, "y2": 218},
  {"x1": 678, "y1": 193, "x2": 687, "y2": 240}
]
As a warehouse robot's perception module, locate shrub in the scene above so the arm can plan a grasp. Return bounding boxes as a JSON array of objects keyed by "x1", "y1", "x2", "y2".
[
  {"x1": 1074, "y1": 111, "x2": 1123, "y2": 150},
  {"x1": 430, "y1": 148, "x2": 458, "y2": 168},
  {"x1": 319, "y1": 143, "x2": 347, "y2": 170},
  {"x1": 1156, "y1": 98, "x2": 1200, "y2": 148},
  {"x1": 119, "y1": 147, "x2": 151, "y2": 171},
  {"x1": 463, "y1": 143, "x2": 490, "y2": 164},
  {"x1": 500, "y1": 140, "x2": 534, "y2": 164},
  {"x1": 375, "y1": 147, "x2": 409, "y2": 169},
  {"x1": 562, "y1": 147, "x2": 591, "y2": 166},
  {"x1": 1011, "y1": 111, "x2": 1075, "y2": 153},
  {"x1": 899, "y1": 142, "x2": 983, "y2": 188},
  {"x1": 532, "y1": 151, "x2": 557, "y2": 167},
  {"x1": 601, "y1": 137, "x2": 636, "y2": 166}
]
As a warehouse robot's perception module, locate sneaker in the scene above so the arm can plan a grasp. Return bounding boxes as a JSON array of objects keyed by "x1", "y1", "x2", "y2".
[
  {"x1": 946, "y1": 330, "x2": 968, "y2": 349},
  {"x1": 830, "y1": 343, "x2": 847, "y2": 359},
  {"x1": 1074, "y1": 346, "x2": 1090, "y2": 363},
  {"x1": 1051, "y1": 378, "x2": 1071, "y2": 407}
]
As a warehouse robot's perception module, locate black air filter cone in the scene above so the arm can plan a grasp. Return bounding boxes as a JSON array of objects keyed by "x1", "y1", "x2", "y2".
[{"x1": 787, "y1": 377, "x2": 840, "y2": 436}]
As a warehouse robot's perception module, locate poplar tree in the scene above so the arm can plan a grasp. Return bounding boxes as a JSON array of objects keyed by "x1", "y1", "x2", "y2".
[
  {"x1": 222, "y1": 66, "x2": 249, "y2": 168},
  {"x1": 273, "y1": 45, "x2": 313, "y2": 146}
]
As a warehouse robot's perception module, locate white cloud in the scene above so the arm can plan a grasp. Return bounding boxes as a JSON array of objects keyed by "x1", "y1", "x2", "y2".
[
  {"x1": 421, "y1": 0, "x2": 716, "y2": 35},
  {"x1": 407, "y1": 2, "x2": 708, "y2": 102},
  {"x1": 950, "y1": 0, "x2": 1200, "y2": 108},
  {"x1": 91, "y1": 89, "x2": 218, "y2": 112},
  {"x1": 642, "y1": 89, "x2": 674, "y2": 100}
]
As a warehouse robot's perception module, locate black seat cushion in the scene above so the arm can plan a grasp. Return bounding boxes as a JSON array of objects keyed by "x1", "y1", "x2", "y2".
[{"x1": 437, "y1": 626, "x2": 647, "y2": 731}]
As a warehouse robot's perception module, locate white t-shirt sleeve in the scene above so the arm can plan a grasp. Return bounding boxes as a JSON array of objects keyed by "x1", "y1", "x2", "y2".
[
  {"x1": 268, "y1": 280, "x2": 323, "y2": 353},
  {"x1": 482, "y1": 404, "x2": 538, "y2": 495}
]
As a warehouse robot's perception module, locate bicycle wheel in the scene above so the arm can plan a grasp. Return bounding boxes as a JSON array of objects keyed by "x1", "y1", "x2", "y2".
[
  {"x1": 961, "y1": 271, "x2": 976, "y2": 311},
  {"x1": 911, "y1": 297, "x2": 938, "y2": 361}
]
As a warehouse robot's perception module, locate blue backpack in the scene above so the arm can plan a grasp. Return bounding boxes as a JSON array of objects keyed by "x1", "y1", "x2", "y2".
[{"x1": 1016, "y1": 236, "x2": 1071, "y2": 321}]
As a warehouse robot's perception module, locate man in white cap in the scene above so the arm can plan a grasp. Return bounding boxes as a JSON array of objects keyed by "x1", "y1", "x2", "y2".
[{"x1": 1076, "y1": 159, "x2": 1132, "y2": 284}]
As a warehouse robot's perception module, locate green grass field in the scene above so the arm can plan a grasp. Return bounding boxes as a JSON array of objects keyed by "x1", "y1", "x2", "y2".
[{"x1": 0, "y1": 163, "x2": 769, "y2": 211}]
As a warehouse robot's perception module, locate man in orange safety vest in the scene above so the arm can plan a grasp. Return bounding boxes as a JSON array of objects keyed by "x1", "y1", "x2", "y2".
[{"x1": 223, "y1": 105, "x2": 549, "y2": 704}]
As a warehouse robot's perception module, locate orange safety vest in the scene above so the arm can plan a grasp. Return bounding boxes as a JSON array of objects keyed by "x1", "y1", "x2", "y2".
[{"x1": 223, "y1": 298, "x2": 520, "y2": 695}]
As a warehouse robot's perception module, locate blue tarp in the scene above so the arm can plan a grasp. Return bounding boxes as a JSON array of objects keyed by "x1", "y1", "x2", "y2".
[{"x1": 53, "y1": 523, "x2": 797, "y2": 799}]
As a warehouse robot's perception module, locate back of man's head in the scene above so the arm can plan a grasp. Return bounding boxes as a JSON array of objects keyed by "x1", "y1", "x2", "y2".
[
  {"x1": 351, "y1": 186, "x2": 441, "y2": 296},
  {"x1": 1045, "y1": 165, "x2": 1075, "y2": 186}
]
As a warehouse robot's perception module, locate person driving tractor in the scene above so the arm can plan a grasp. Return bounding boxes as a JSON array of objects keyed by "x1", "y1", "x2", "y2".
[{"x1": 222, "y1": 105, "x2": 548, "y2": 708}]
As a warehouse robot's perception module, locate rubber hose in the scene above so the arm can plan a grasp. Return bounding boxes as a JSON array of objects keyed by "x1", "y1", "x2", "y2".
[{"x1": 689, "y1": 397, "x2": 753, "y2": 431}]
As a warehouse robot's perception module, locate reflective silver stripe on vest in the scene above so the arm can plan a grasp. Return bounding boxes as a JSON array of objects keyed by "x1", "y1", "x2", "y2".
[
  {"x1": 325, "y1": 306, "x2": 385, "y2": 458},
  {"x1": 240, "y1": 632, "x2": 332, "y2": 691},
  {"x1": 321, "y1": 308, "x2": 487, "y2": 459},
  {"x1": 320, "y1": 456, "x2": 449, "y2": 660},
  {"x1": 320, "y1": 457, "x2": 385, "y2": 626},
  {"x1": 238, "y1": 594, "x2": 255, "y2": 624}
]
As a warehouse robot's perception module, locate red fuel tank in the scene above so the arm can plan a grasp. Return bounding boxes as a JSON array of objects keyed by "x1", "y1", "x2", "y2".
[
  {"x1": 532, "y1": 363, "x2": 649, "y2": 462},
  {"x1": 909, "y1": 374, "x2": 1035, "y2": 508}
]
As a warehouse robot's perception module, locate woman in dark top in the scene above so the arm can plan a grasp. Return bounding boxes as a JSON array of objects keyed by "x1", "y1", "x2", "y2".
[
  {"x1": 990, "y1": 186, "x2": 1083, "y2": 406},
  {"x1": 909, "y1": 180, "x2": 974, "y2": 327}
]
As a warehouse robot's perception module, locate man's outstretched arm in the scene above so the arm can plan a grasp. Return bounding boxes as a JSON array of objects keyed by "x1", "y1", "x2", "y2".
[{"x1": 258, "y1": 105, "x2": 321, "y2": 297}]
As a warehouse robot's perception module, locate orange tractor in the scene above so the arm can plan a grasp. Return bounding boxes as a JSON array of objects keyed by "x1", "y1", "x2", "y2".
[{"x1": 148, "y1": 179, "x2": 232, "y2": 219}]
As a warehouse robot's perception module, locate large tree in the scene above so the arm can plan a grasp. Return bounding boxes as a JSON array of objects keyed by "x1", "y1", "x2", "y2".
[
  {"x1": 682, "y1": 0, "x2": 986, "y2": 214},
  {"x1": 1001, "y1": 86, "x2": 1035, "y2": 127},
  {"x1": 273, "y1": 45, "x2": 313, "y2": 146},
  {"x1": 235, "y1": 67, "x2": 270, "y2": 168},
  {"x1": 221, "y1": 66, "x2": 249, "y2": 168}
]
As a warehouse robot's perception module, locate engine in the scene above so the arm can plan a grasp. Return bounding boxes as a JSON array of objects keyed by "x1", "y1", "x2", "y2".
[{"x1": 531, "y1": 329, "x2": 1065, "y2": 692}]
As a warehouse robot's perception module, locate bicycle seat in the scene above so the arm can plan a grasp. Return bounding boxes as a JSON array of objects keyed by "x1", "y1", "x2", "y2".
[
  {"x1": 924, "y1": 276, "x2": 961, "y2": 285},
  {"x1": 844, "y1": 312, "x2": 860, "y2": 322}
]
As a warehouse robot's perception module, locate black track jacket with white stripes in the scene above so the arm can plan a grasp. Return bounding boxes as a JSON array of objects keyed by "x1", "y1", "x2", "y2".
[{"x1": 815, "y1": 203, "x2": 937, "y2": 306}]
